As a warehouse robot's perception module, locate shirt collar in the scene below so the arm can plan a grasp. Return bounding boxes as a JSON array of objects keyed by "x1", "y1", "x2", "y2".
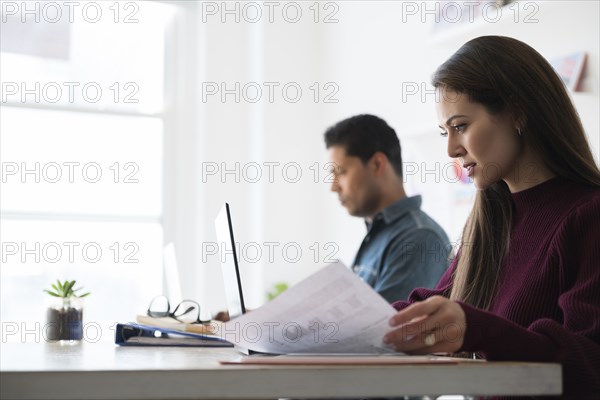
[{"x1": 366, "y1": 195, "x2": 423, "y2": 228}]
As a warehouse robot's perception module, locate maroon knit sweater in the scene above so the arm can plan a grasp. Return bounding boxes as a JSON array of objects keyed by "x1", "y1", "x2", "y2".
[{"x1": 392, "y1": 178, "x2": 600, "y2": 399}]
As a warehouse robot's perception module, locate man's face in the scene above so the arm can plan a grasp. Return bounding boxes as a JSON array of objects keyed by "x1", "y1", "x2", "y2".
[{"x1": 328, "y1": 146, "x2": 381, "y2": 218}]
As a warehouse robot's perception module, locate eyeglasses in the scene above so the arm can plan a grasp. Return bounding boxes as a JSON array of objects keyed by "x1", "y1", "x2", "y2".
[{"x1": 146, "y1": 295, "x2": 207, "y2": 324}]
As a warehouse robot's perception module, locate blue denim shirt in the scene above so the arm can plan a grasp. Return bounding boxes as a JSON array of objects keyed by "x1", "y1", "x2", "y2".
[{"x1": 352, "y1": 195, "x2": 451, "y2": 303}]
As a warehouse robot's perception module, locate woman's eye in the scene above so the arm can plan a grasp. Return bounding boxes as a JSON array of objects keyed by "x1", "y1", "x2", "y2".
[
  {"x1": 439, "y1": 123, "x2": 465, "y2": 137},
  {"x1": 451, "y1": 124, "x2": 466, "y2": 133}
]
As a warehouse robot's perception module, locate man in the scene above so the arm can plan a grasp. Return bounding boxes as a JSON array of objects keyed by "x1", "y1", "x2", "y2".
[{"x1": 325, "y1": 114, "x2": 450, "y2": 302}]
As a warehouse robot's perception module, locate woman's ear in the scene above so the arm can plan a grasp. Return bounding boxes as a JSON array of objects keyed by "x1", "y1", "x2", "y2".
[{"x1": 513, "y1": 109, "x2": 527, "y2": 131}]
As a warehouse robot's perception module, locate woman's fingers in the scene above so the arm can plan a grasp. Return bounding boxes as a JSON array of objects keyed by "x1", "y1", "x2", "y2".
[
  {"x1": 389, "y1": 296, "x2": 446, "y2": 327},
  {"x1": 389, "y1": 322, "x2": 464, "y2": 353},
  {"x1": 384, "y1": 297, "x2": 466, "y2": 354}
]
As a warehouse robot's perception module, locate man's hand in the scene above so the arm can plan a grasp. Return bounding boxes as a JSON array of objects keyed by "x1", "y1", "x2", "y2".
[
  {"x1": 383, "y1": 296, "x2": 466, "y2": 354},
  {"x1": 213, "y1": 311, "x2": 230, "y2": 322}
]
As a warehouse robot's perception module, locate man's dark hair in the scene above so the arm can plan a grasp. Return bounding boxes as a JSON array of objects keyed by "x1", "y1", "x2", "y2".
[{"x1": 324, "y1": 114, "x2": 403, "y2": 177}]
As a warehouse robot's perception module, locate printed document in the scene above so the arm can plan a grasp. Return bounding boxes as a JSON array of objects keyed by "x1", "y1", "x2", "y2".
[{"x1": 218, "y1": 263, "x2": 399, "y2": 354}]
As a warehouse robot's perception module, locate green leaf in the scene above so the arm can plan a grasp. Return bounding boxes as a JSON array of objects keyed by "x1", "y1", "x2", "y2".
[
  {"x1": 65, "y1": 280, "x2": 76, "y2": 297},
  {"x1": 266, "y1": 282, "x2": 288, "y2": 301},
  {"x1": 46, "y1": 279, "x2": 89, "y2": 298}
]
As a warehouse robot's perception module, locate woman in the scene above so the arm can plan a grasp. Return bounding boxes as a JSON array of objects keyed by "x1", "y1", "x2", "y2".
[{"x1": 383, "y1": 36, "x2": 600, "y2": 398}]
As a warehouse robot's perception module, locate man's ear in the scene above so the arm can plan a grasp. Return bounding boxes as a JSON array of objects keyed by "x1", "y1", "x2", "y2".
[{"x1": 370, "y1": 152, "x2": 388, "y2": 176}]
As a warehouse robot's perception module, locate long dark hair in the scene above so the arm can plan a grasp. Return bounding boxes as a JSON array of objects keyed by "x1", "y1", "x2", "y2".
[{"x1": 432, "y1": 36, "x2": 600, "y2": 310}]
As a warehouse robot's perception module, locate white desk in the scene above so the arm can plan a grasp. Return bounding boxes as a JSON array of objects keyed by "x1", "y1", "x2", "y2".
[{"x1": 1, "y1": 341, "x2": 562, "y2": 399}]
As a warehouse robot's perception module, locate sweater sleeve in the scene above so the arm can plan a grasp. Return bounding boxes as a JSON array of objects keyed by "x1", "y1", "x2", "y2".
[{"x1": 459, "y1": 197, "x2": 600, "y2": 397}]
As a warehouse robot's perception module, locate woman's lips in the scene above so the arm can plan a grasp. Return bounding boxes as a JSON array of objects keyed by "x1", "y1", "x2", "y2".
[{"x1": 464, "y1": 163, "x2": 476, "y2": 177}]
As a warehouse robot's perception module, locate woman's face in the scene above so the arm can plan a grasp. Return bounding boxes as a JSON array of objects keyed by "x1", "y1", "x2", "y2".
[{"x1": 436, "y1": 88, "x2": 524, "y2": 191}]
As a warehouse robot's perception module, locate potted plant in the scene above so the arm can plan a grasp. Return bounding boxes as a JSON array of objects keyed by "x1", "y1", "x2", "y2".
[{"x1": 44, "y1": 279, "x2": 90, "y2": 342}]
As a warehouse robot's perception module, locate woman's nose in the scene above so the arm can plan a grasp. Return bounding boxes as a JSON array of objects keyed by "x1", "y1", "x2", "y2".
[{"x1": 447, "y1": 133, "x2": 465, "y2": 159}]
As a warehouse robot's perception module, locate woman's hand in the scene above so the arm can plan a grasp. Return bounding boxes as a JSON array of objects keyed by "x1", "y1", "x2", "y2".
[{"x1": 383, "y1": 296, "x2": 467, "y2": 355}]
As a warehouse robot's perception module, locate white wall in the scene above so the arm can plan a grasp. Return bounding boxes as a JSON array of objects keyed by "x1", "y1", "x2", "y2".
[{"x1": 166, "y1": 1, "x2": 599, "y2": 317}]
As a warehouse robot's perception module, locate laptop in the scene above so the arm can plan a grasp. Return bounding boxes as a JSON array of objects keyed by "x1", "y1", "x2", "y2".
[
  {"x1": 216, "y1": 203, "x2": 270, "y2": 354},
  {"x1": 213, "y1": 204, "x2": 406, "y2": 358},
  {"x1": 214, "y1": 203, "x2": 247, "y2": 321},
  {"x1": 162, "y1": 242, "x2": 183, "y2": 305}
]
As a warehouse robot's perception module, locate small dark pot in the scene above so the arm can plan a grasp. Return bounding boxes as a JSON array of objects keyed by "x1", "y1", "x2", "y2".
[{"x1": 46, "y1": 303, "x2": 83, "y2": 341}]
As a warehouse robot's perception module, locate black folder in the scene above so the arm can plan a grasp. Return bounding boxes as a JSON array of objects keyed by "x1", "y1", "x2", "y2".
[{"x1": 115, "y1": 323, "x2": 233, "y2": 347}]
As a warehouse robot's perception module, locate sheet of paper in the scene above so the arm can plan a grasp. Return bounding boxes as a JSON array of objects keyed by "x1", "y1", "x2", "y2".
[{"x1": 218, "y1": 262, "x2": 399, "y2": 354}]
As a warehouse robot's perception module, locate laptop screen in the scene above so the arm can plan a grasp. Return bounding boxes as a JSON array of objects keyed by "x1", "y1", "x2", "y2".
[{"x1": 214, "y1": 203, "x2": 246, "y2": 320}]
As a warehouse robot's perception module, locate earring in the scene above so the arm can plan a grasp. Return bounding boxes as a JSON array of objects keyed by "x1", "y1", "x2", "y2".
[{"x1": 517, "y1": 128, "x2": 522, "y2": 136}]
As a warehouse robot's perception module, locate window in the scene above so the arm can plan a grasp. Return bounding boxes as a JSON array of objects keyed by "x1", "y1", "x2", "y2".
[{"x1": 1, "y1": 1, "x2": 176, "y2": 340}]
